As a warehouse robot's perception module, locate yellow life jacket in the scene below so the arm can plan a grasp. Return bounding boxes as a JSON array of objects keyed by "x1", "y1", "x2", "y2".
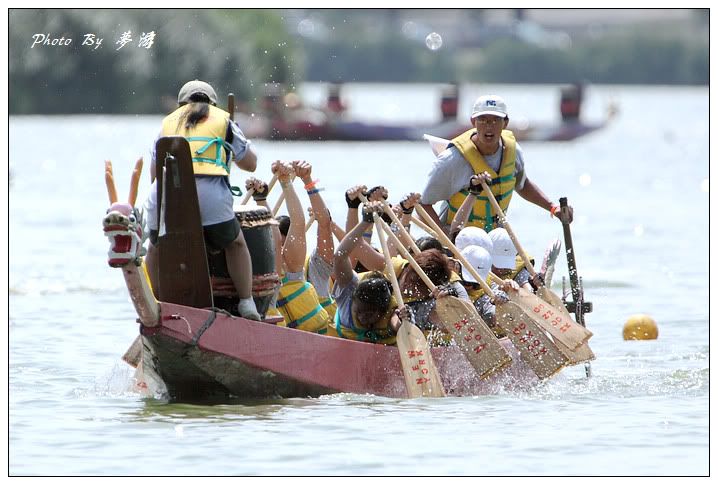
[
  {"x1": 461, "y1": 272, "x2": 499, "y2": 301},
  {"x1": 328, "y1": 271, "x2": 398, "y2": 345},
  {"x1": 465, "y1": 285, "x2": 485, "y2": 302},
  {"x1": 160, "y1": 104, "x2": 232, "y2": 177},
  {"x1": 507, "y1": 254, "x2": 534, "y2": 281},
  {"x1": 275, "y1": 276, "x2": 330, "y2": 334},
  {"x1": 446, "y1": 129, "x2": 517, "y2": 231},
  {"x1": 383, "y1": 255, "x2": 409, "y2": 281}
]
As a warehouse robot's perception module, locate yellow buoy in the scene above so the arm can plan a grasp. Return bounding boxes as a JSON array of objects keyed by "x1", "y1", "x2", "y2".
[{"x1": 623, "y1": 314, "x2": 659, "y2": 340}]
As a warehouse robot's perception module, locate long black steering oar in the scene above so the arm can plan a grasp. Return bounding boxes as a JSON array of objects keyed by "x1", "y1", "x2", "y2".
[{"x1": 560, "y1": 197, "x2": 592, "y2": 378}]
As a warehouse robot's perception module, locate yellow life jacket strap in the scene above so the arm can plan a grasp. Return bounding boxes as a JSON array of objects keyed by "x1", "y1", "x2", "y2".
[
  {"x1": 276, "y1": 281, "x2": 326, "y2": 330},
  {"x1": 185, "y1": 136, "x2": 232, "y2": 173},
  {"x1": 334, "y1": 307, "x2": 393, "y2": 343}
]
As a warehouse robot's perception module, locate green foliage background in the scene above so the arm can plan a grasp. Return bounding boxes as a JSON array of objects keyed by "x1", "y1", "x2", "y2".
[{"x1": 9, "y1": 9, "x2": 708, "y2": 114}]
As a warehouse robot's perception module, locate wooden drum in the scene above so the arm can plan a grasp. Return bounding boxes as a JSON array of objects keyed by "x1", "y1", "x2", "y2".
[{"x1": 206, "y1": 205, "x2": 280, "y2": 317}]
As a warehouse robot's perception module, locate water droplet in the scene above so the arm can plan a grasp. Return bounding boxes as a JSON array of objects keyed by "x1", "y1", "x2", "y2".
[
  {"x1": 700, "y1": 178, "x2": 709, "y2": 192},
  {"x1": 425, "y1": 32, "x2": 443, "y2": 51},
  {"x1": 633, "y1": 225, "x2": 644, "y2": 237},
  {"x1": 579, "y1": 174, "x2": 591, "y2": 186}
]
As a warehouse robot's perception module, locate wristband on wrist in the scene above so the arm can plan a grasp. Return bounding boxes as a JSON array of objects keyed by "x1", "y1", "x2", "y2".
[
  {"x1": 468, "y1": 184, "x2": 482, "y2": 195},
  {"x1": 550, "y1": 204, "x2": 560, "y2": 217},
  {"x1": 399, "y1": 201, "x2": 414, "y2": 214},
  {"x1": 306, "y1": 188, "x2": 322, "y2": 195},
  {"x1": 346, "y1": 192, "x2": 361, "y2": 209},
  {"x1": 304, "y1": 179, "x2": 319, "y2": 190},
  {"x1": 252, "y1": 187, "x2": 268, "y2": 201}
]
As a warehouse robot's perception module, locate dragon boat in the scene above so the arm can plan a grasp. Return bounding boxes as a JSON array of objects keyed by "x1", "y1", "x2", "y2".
[
  {"x1": 103, "y1": 136, "x2": 550, "y2": 401},
  {"x1": 236, "y1": 112, "x2": 613, "y2": 143}
]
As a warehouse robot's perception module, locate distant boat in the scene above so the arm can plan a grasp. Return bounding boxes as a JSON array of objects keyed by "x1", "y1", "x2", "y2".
[
  {"x1": 238, "y1": 112, "x2": 611, "y2": 142},
  {"x1": 235, "y1": 100, "x2": 617, "y2": 143}
]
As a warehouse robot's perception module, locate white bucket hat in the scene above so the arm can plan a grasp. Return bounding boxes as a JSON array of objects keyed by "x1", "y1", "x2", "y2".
[
  {"x1": 488, "y1": 227, "x2": 517, "y2": 269},
  {"x1": 455, "y1": 226, "x2": 493, "y2": 254},
  {"x1": 460, "y1": 245, "x2": 492, "y2": 283}
]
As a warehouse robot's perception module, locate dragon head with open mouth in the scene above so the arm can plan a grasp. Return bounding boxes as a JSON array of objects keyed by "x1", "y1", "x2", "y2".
[{"x1": 103, "y1": 158, "x2": 146, "y2": 267}]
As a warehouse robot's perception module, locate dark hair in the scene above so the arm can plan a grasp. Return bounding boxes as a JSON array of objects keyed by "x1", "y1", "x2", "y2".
[
  {"x1": 416, "y1": 235, "x2": 453, "y2": 258},
  {"x1": 416, "y1": 236, "x2": 443, "y2": 252},
  {"x1": 276, "y1": 215, "x2": 290, "y2": 236},
  {"x1": 354, "y1": 260, "x2": 369, "y2": 273},
  {"x1": 176, "y1": 95, "x2": 210, "y2": 131},
  {"x1": 353, "y1": 272, "x2": 391, "y2": 310},
  {"x1": 401, "y1": 249, "x2": 451, "y2": 297}
]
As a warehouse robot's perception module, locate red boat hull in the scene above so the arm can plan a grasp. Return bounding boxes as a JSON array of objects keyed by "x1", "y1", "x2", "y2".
[{"x1": 139, "y1": 302, "x2": 539, "y2": 400}]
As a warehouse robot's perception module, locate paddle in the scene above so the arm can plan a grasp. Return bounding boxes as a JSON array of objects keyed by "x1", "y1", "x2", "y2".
[
  {"x1": 410, "y1": 215, "x2": 438, "y2": 236},
  {"x1": 376, "y1": 217, "x2": 511, "y2": 379},
  {"x1": 560, "y1": 197, "x2": 593, "y2": 377},
  {"x1": 479, "y1": 180, "x2": 592, "y2": 350},
  {"x1": 414, "y1": 204, "x2": 568, "y2": 379},
  {"x1": 377, "y1": 201, "x2": 421, "y2": 254},
  {"x1": 271, "y1": 173, "x2": 296, "y2": 216},
  {"x1": 355, "y1": 193, "x2": 421, "y2": 256},
  {"x1": 488, "y1": 271, "x2": 594, "y2": 366},
  {"x1": 409, "y1": 213, "x2": 576, "y2": 363},
  {"x1": 241, "y1": 173, "x2": 278, "y2": 206},
  {"x1": 373, "y1": 212, "x2": 445, "y2": 398},
  {"x1": 305, "y1": 214, "x2": 315, "y2": 233}
]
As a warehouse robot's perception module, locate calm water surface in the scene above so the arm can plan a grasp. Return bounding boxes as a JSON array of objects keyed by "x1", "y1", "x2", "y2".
[{"x1": 9, "y1": 84, "x2": 709, "y2": 476}]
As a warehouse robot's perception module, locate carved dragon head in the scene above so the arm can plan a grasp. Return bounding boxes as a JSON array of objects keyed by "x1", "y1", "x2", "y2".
[{"x1": 103, "y1": 158, "x2": 146, "y2": 267}]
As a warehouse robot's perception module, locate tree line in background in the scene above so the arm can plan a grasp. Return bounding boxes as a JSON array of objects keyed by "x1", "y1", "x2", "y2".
[{"x1": 9, "y1": 9, "x2": 708, "y2": 114}]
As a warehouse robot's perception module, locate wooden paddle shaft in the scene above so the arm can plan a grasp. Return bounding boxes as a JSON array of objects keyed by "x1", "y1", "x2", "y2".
[
  {"x1": 415, "y1": 204, "x2": 496, "y2": 298},
  {"x1": 376, "y1": 218, "x2": 436, "y2": 292},
  {"x1": 479, "y1": 180, "x2": 538, "y2": 278},
  {"x1": 241, "y1": 173, "x2": 278, "y2": 205},
  {"x1": 272, "y1": 174, "x2": 296, "y2": 216},
  {"x1": 379, "y1": 201, "x2": 421, "y2": 254},
  {"x1": 305, "y1": 214, "x2": 315, "y2": 233},
  {"x1": 357, "y1": 194, "x2": 420, "y2": 254},
  {"x1": 373, "y1": 214, "x2": 404, "y2": 306},
  {"x1": 410, "y1": 215, "x2": 438, "y2": 237}
]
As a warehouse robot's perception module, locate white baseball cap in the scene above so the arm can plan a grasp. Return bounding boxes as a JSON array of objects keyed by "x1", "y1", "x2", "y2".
[
  {"x1": 488, "y1": 228, "x2": 516, "y2": 269},
  {"x1": 455, "y1": 226, "x2": 493, "y2": 254},
  {"x1": 460, "y1": 245, "x2": 492, "y2": 283},
  {"x1": 471, "y1": 95, "x2": 508, "y2": 119},
  {"x1": 178, "y1": 80, "x2": 218, "y2": 105}
]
